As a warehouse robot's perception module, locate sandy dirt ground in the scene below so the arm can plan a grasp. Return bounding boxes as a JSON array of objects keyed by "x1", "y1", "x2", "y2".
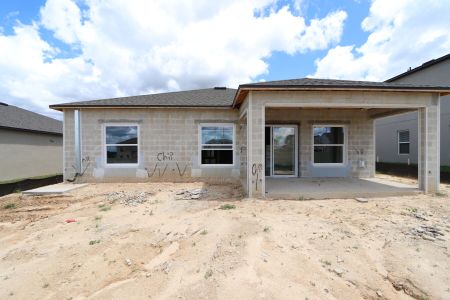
[{"x1": 0, "y1": 176, "x2": 449, "y2": 300}]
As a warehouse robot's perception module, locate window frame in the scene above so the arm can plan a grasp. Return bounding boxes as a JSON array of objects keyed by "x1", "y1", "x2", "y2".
[
  {"x1": 311, "y1": 124, "x2": 347, "y2": 166},
  {"x1": 198, "y1": 123, "x2": 235, "y2": 167},
  {"x1": 103, "y1": 123, "x2": 140, "y2": 167},
  {"x1": 397, "y1": 129, "x2": 410, "y2": 155}
]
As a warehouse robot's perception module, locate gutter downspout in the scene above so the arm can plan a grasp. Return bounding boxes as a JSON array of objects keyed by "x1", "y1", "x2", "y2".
[{"x1": 74, "y1": 109, "x2": 82, "y2": 174}]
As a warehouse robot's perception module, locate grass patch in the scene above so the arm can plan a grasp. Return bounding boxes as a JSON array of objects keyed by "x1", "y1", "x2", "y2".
[
  {"x1": 320, "y1": 259, "x2": 332, "y2": 266},
  {"x1": 441, "y1": 166, "x2": 450, "y2": 173},
  {"x1": 89, "y1": 240, "x2": 100, "y2": 245},
  {"x1": 200, "y1": 229, "x2": 208, "y2": 235},
  {"x1": 3, "y1": 203, "x2": 16, "y2": 210},
  {"x1": 98, "y1": 204, "x2": 111, "y2": 212},
  {"x1": 204, "y1": 269, "x2": 213, "y2": 279},
  {"x1": 263, "y1": 226, "x2": 270, "y2": 232},
  {"x1": 219, "y1": 204, "x2": 236, "y2": 210},
  {"x1": 406, "y1": 207, "x2": 418, "y2": 213}
]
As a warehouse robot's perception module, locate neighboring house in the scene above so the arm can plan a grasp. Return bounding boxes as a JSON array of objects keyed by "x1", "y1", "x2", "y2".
[
  {"x1": 0, "y1": 103, "x2": 63, "y2": 182},
  {"x1": 50, "y1": 78, "x2": 450, "y2": 197},
  {"x1": 376, "y1": 53, "x2": 450, "y2": 167}
]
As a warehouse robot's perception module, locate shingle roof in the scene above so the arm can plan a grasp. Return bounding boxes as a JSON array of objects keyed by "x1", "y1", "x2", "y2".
[
  {"x1": 239, "y1": 77, "x2": 450, "y2": 90},
  {"x1": 0, "y1": 103, "x2": 62, "y2": 135},
  {"x1": 233, "y1": 77, "x2": 450, "y2": 106},
  {"x1": 50, "y1": 88, "x2": 237, "y2": 110},
  {"x1": 386, "y1": 53, "x2": 450, "y2": 82}
]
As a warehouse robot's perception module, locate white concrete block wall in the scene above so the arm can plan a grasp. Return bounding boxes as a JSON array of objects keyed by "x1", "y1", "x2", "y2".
[
  {"x1": 63, "y1": 108, "x2": 242, "y2": 183},
  {"x1": 266, "y1": 108, "x2": 374, "y2": 178},
  {"x1": 418, "y1": 94, "x2": 441, "y2": 193},
  {"x1": 245, "y1": 90, "x2": 438, "y2": 197}
]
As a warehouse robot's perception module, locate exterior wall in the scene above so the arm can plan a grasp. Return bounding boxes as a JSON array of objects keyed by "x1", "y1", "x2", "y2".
[
  {"x1": 376, "y1": 59, "x2": 450, "y2": 166},
  {"x1": 63, "y1": 108, "x2": 241, "y2": 182},
  {"x1": 266, "y1": 108, "x2": 374, "y2": 178},
  {"x1": 245, "y1": 90, "x2": 438, "y2": 197},
  {"x1": 375, "y1": 112, "x2": 419, "y2": 164},
  {"x1": 418, "y1": 96, "x2": 441, "y2": 193},
  {"x1": 0, "y1": 128, "x2": 63, "y2": 182}
]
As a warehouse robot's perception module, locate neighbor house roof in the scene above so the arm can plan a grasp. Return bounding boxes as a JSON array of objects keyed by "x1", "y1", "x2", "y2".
[
  {"x1": 233, "y1": 77, "x2": 450, "y2": 106},
  {"x1": 386, "y1": 53, "x2": 450, "y2": 82},
  {"x1": 0, "y1": 103, "x2": 62, "y2": 135},
  {"x1": 50, "y1": 88, "x2": 237, "y2": 110}
]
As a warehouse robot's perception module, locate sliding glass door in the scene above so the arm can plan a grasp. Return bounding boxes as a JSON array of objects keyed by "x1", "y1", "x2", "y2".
[{"x1": 265, "y1": 125, "x2": 297, "y2": 177}]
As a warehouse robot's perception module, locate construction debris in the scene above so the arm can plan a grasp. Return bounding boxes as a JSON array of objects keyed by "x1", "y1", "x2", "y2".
[
  {"x1": 175, "y1": 189, "x2": 205, "y2": 200},
  {"x1": 409, "y1": 224, "x2": 445, "y2": 241},
  {"x1": 106, "y1": 191, "x2": 153, "y2": 206},
  {"x1": 355, "y1": 198, "x2": 368, "y2": 203}
]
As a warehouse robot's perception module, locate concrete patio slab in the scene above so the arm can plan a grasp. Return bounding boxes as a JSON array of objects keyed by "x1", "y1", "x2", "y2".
[
  {"x1": 23, "y1": 183, "x2": 88, "y2": 195},
  {"x1": 266, "y1": 177, "x2": 419, "y2": 200}
]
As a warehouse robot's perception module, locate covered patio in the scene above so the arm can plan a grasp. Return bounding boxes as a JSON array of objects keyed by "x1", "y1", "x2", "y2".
[
  {"x1": 235, "y1": 80, "x2": 443, "y2": 198},
  {"x1": 265, "y1": 177, "x2": 419, "y2": 199}
]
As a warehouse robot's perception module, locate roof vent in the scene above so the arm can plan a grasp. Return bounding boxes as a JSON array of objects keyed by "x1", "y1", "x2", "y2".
[
  {"x1": 214, "y1": 87, "x2": 226, "y2": 90},
  {"x1": 0, "y1": 102, "x2": 8, "y2": 106}
]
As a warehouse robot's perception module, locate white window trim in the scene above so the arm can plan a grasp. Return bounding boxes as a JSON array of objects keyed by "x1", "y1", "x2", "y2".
[
  {"x1": 103, "y1": 123, "x2": 140, "y2": 168},
  {"x1": 198, "y1": 123, "x2": 235, "y2": 167},
  {"x1": 311, "y1": 124, "x2": 347, "y2": 166},
  {"x1": 398, "y1": 129, "x2": 410, "y2": 155}
]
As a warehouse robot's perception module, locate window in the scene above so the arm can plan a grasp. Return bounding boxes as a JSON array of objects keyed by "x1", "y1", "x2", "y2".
[
  {"x1": 398, "y1": 130, "x2": 410, "y2": 155},
  {"x1": 105, "y1": 125, "x2": 139, "y2": 165},
  {"x1": 313, "y1": 126, "x2": 345, "y2": 164},
  {"x1": 200, "y1": 124, "x2": 234, "y2": 165}
]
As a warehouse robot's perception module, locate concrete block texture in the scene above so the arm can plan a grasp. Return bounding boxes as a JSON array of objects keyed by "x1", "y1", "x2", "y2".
[
  {"x1": 418, "y1": 95, "x2": 441, "y2": 193},
  {"x1": 245, "y1": 90, "x2": 439, "y2": 197},
  {"x1": 63, "y1": 108, "x2": 241, "y2": 183}
]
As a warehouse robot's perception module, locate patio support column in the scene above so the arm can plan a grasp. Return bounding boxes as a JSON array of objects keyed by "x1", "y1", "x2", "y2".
[
  {"x1": 418, "y1": 94, "x2": 440, "y2": 193},
  {"x1": 247, "y1": 92, "x2": 265, "y2": 197}
]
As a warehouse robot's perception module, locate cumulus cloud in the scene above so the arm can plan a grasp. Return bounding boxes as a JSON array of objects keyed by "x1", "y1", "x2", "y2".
[
  {"x1": 311, "y1": 0, "x2": 450, "y2": 81},
  {"x1": 0, "y1": 0, "x2": 347, "y2": 118}
]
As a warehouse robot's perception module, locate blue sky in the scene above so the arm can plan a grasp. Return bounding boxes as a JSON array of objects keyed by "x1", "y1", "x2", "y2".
[{"x1": 0, "y1": 0, "x2": 449, "y2": 118}]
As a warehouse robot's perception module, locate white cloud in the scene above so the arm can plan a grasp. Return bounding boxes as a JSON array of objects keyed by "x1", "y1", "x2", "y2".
[
  {"x1": 0, "y1": 0, "x2": 347, "y2": 118},
  {"x1": 311, "y1": 0, "x2": 450, "y2": 81}
]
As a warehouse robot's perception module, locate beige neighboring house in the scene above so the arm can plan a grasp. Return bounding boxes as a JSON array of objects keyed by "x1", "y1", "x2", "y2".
[
  {"x1": 0, "y1": 103, "x2": 63, "y2": 182},
  {"x1": 50, "y1": 78, "x2": 450, "y2": 197}
]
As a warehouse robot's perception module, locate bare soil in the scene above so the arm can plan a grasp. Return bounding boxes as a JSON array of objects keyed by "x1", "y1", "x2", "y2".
[{"x1": 0, "y1": 177, "x2": 449, "y2": 300}]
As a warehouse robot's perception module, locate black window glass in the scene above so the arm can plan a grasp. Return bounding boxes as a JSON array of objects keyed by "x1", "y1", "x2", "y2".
[
  {"x1": 399, "y1": 143, "x2": 410, "y2": 154},
  {"x1": 201, "y1": 150, "x2": 233, "y2": 165},
  {"x1": 314, "y1": 146, "x2": 343, "y2": 163},
  {"x1": 107, "y1": 146, "x2": 138, "y2": 164}
]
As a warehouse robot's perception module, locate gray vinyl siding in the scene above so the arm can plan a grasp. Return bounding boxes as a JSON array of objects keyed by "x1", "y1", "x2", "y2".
[{"x1": 376, "y1": 58, "x2": 450, "y2": 166}]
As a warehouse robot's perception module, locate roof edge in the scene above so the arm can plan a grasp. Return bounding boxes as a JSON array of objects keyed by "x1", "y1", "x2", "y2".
[
  {"x1": 386, "y1": 53, "x2": 450, "y2": 82},
  {"x1": 0, "y1": 125, "x2": 62, "y2": 136},
  {"x1": 232, "y1": 85, "x2": 450, "y2": 107},
  {"x1": 49, "y1": 104, "x2": 234, "y2": 111}
]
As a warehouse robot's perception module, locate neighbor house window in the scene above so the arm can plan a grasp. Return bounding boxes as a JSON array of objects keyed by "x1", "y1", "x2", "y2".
[
  {"x1": 105, "y1": 124, "x2": 139, "y2": 165},
  {"x1": 313, "y1": 126, "x2": 345, "y2": 164},
  {"x1": 398, "y1": 130, "x2": 410, "y2": 155},
  {"x1": 200, "y1": 124, "x2": 234, "y2": 165}
]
